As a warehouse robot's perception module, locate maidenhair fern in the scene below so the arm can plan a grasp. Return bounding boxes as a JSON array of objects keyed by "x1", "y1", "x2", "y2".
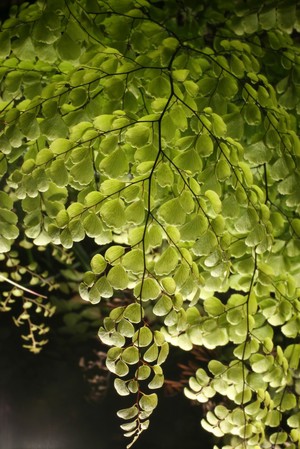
[{"x1": 0, "y1": 0, "x2": 300, "y2": 447}]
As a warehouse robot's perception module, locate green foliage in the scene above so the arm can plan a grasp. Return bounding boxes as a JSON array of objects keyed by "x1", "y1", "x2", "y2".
[
  {"x1": 0, "y1": 0, "x2": 300, "y2": 447},
  {"x1": 0, "y1": 250, "x2": 56, "y2": 353}
]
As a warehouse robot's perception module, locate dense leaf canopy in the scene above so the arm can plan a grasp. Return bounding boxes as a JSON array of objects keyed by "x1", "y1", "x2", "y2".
[{"x1": 0, "y1": 0, "x2": 300, "y2": 448}]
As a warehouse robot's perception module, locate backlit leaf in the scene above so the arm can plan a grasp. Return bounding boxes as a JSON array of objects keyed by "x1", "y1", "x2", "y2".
[
  {"x1": 158, "y1": 198, "x2": 186, "y2": 225},
  {"x1": 134, "y1": 278, "x2": 161, "y2": 301},
  {"x1": 100, "y1": 199, "x2": 126, "y2": 228},
  {"x1": 107, "y1": 265, "x2": 129, "y2": 289},
  {"x1": 126, "y1": 125, "x2": 151, "y2": 147},
  {"x1": 139, "y1": 393, "x2": 158, "y2": 412},
  {"x1": 154, "y1": 246, "x2": 178, "y2": 275},
  {"x1": 122, "y1": 249, "x2": 144, "y2": 274},
  {"x1": 133, "y1": 326, "x2": 153, "y2": 347},
  {"x1": 49, "y1": 159, "x2": 69, "y2": 186},
  {"x1": 100, "y1": 148, "x2": 129, "y2": 178},
  {"x1": 153, "y1": 295, "x2": 173, "y2": 316},
  {"x1": 117, "y1": 405, "x2": 139, "y2": 420},
  {"x1": 123, "y1": 303, "x2": 144, "y2": 324},
  {"x1": 196, "y1": 134, "x2": 214, "y2": 156},
  {"x1": 122, "y1": 346, "x2": 139, "y2": 365}
]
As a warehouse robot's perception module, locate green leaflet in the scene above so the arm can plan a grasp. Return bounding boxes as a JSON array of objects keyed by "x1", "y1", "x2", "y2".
[
  {"x1": 105, "y1": 245, "x2": 125, "y2": 264},
  {"x1": 125, "y1": 200, "x2": 145, "y2": 225},
  {"x1": 192, "y1": 230, "x2": 218, "y2": 256},
  {"x1": 126, "y1": 125, "x2": 151, "y2": 147},
  {"x1": 134, "y1": 278, "x2": 161, "y2": 301},
  {"x1": 148, "y1": 373, "x2": 164, "y2": 389},
  {"x1": 56, "y1": 33, "x2": 81, "y2": 60},
  {"x1": 40, "y1": 116, "x2": 68, "y2": 140},
  {"x1": 100, "y1": 148, "x2": 129, "y2": 178},
  {"x1": 122, "y1": 249, "x2": 144, "y2": 274},
  {"x1": 117, "y1": 405, "x2": 139, "y2": 420},
  {"x1": 0, "y1": 31, "x2": 11, "y2": 57},
  {"x1": 148, "y1": 76, "x2": 170, "y2": 97},
  {"x1": 243, "y1": 103, "x2": 261, "y2": 125},
  {"x1": 123, "y1": 303, "x2": 144, "y2": 324},
  {"x1": 218, "y1": 76, "x2": 238, "y2": 99},
  {"x1": 117, "y1": 319, "x2": 135, "y2": 338},
  {"x1": 121, "y1": 346, "x2": 139, "y2": 365},
  {"x1": 49, "y1": 159, "x2": 69, "y2": 186},
  {"x1": 100, "y1": 199, "x2": 126, "y2": 228},
  {"x1": 204, "y1": 297, "x2": 225, "y2": 316},
  {"x1": 158, "y1": 198, "x2": 186, "y2": 225},
  {"x1": 107, "y1": 265, "x2": 129, "y2": 289},
  {"x1": 173, "y1": 149, "x2": 202, "y2": 173},
  {"x1": 156, "y1": 163, "x2": 174, "y2": 187},
  {"x1": 180, "y1": 215, "x2": 208, "y2": 241},
  {"x1": 83, "y1": 213, "x2": 104, "y2": 238},
  {"x1": 70, "y1": 157, "x2": 94, "y2": 185},
  {"x1": 154, "y1": 246, "x2": 178, "y2": 275},
  {"x1": 90, "y1": 254, "x2": 107, "y2": 274},
  {"x1": 196, "y1": 134, "x2": 214, "y2": 156},
  {"x1": 161, "y1": 277, "x2": 176, "y2": 295},
  {"x1": 211, "y1": 113, "x2": 227, "y2": 138},
  {"x1": 19, "y1": 112, "x2": 40, "y2": 139},
  {"x1": 133, "y1": 326, "x2": 153, "y2": 347},
  {"x1": 205, "y1": 190, "x2": 222, "y2": 214},
  {"x1": 153, "y1": 295, "x2": 173, "y2": 316},
  {"x1": 139, "y1": 393, "x2": 158, "y2": 412}
]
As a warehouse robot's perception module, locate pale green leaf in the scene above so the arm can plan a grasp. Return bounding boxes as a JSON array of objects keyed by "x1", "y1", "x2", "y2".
[
  {"x1": 161, "y1": 278, "x2": 176, "y2": 295},
  {"x1": 139, "y1": 393, "x2": 158, "y2": 412},
  {"x1": 192, "y1": 230, "x2": 218, "y2": 256},
  {"x1": 107, "y1": 265, "x2": 129, "y2": 289},
  {"x1": 99, "y1": 148, "x2": 129, "y2": 178},
  {"x1": 158, "y1": 198, "x2": 186, "y2": 225},
  {"x1": 100, "y1": 199, "x2": 126, "y2": 228},
  {"x1": 196, "y1": 134, "x2": 214, "y2": 156},
  {"x1": 204, "y1": 297, "x2": 225, "y2": 316},
  {"x1": 49, "y1": 159, "x2": 69, "y2": 186},
  {"x1": 117, "y1": 405, "x2": 139, "y2": 420},
  {"x1": 143, "y1": 343, "x2": 158, "y2": 362},
  {"x1": 114, "y1": 378, "x2": 130, "y2": 396},
  {"x1": 153, "y1": 295, "x2": 173, "y2": 316},
  {"x1": 123, "y1": 303, "x2": 144, "y2": 324},
  {"x1": 136, "y1": 365, "x2": 151, "y2": 380},
  {"x1": 117, "y1": 319, "x2": 135, "y2": 338},
  {"x1": 90, "y1": 254, "x2": 107, "y2": 274},
  {"x1": 122, "y1": 249, "x2": 144, "y2": 274},
  {"x1": 105, "y1": 245, "x2": 125, "y2": 263},
  {"x1": 148, "y1": 373, "x2": 164, "y2": 389},
  {"x1": 93, "y1": 276, "x2": 113, "y2": 298},
  {"x1": 157, "y1": 342, "x2": 169, "y2": 365},
  {"x1": 173, "y1": 149, "x2": 202, "y2": 174},
  {"x1": 125, "y1": 200, "x2": 145, "y2": 225},
  {"x1": 40, "y1": 116, "x2": 68, "y2": 140},
  {"x1": 126, "y1": 125, "x2": 150, "y2": 147},
  {"x1": 134, "y1": 278, "x2": 161, "y2": 300},
  {"x1": 122, "y1": 346, "x2": 139, "y2": 364},
  {"x1": 83, "y1": 213, "x2": 103, "y2": 238},
  {"x1": 156, "y1": 163, "x2": 174, "y2": 187},
  {"x1": 205, "y1": 190, "x2": 222, "y2": 214},
  {"x1": 133, "y1": 326, "x2": 153, "y2": 347},
  {"x1": 211, "y1": 113, "x2": 227, "y2": 137},
  {"x1": 154, "y1": 246, "x2": 178, "y2": 275},
  {"x1": 70, "y1": 158, "x2": 94, "y2": 185}
]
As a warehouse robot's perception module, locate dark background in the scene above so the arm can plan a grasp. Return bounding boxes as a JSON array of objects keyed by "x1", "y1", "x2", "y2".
[{"x1": 0, "y1": 312, "x2": 212, "y2": 449}]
